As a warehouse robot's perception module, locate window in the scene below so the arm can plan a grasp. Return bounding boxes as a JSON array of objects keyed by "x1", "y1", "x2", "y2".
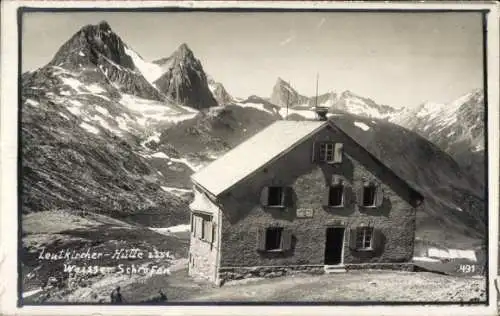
[
  {"x1": 363, "y1": 184, "x2": 376, "y2": 207},
  {"x1": 265, "y1": 227, "x2": 282, "y2": 251},
  {"x1": 257, "y1": 227, "x2": 293, "y2": 252},
  {"x1": 192, "y1": 213, "x2": 213, "y2": 243},
  {"x1": 355, "y1": 227, "x2": 373, "y2": 250},
  {"x1": 319, "y1": 143, "x2": 335, "y2": 162},
  {"x1": 268, "y1": 187, "x2": 284, "y2": 207},
  {"x1": 329, "y1": 185, "x2": 344, "y2": 207},
  {"x1": 317, "y1": 142, "x2": 343, "y2": 163}
]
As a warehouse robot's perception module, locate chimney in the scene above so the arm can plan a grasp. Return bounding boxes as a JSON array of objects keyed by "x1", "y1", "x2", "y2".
[{"x1": 315, "y1": 106, "x2": 329, "y2": 121}]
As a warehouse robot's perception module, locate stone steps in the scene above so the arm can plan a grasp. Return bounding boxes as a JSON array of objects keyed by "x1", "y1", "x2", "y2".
[{"x1": 324, "y1": 265, "x2": 347, "y2": 274}]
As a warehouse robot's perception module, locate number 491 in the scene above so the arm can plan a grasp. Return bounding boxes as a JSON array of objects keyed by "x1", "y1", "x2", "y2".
[{"x1": 457, "y1": 264, "x2": 476, "y2": 273}]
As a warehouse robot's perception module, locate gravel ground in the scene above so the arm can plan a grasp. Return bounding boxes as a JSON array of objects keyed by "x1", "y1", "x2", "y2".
[{"x1": 186, "y1": 270, "x2": 487, "y2": 302}]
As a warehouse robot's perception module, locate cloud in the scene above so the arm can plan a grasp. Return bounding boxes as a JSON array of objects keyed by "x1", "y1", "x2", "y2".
[{"x1": 279, "y1": 34, "x2": 295, "y2": 46}]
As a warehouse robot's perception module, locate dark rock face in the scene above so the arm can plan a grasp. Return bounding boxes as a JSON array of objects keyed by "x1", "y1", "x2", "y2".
[
  {"x1": 270, "y1": 77, "x2": 309, "y2": 108},
  {"x1": 154, "y1": 44, "x2": 218, "y2": 109},
  {"x1": 49, "y1": 21, "x2": 134, "y2": 71},
  {"x1": 47, "y1": 21, "x2": 164, "y2": 101},
  {"x1": 207, "y1": 77, "x2": 233, "y2": 105}
]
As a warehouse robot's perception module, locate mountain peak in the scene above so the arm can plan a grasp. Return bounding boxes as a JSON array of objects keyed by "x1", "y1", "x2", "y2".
[
  {"x1": 153, "y1": 43, "x2": 218, "y2": 109},
  {"x1": 173, "y1": 43, "x2": 194, "y2": 59},
  {"x1": 270, "y1": 77, "x2": 308, "y2": 107},
  {"x1": 97, "y1": 20, "x2": 112, "y2": 32}
]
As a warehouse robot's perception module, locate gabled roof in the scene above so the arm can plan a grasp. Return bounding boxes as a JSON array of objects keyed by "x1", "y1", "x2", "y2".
[
  {"x1": 191, "y1": 120, "x2": 326, "y2": 196},
  {"x1": 191, "y1": 119, "x2": 424, "y2": 203}
]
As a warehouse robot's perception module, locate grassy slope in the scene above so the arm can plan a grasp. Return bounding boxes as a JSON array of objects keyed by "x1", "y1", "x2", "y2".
[{"x1": 22, "y1": 210, "x2": 189, "y2": 294}]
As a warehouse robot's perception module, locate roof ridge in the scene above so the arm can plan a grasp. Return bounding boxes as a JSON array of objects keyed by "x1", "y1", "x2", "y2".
[
  {"x1": 325, "y1": 120, "x2": 424, "y2": 201},
  {"x1": 191, "y1": 120, "x2": 327, "y2": 197}
]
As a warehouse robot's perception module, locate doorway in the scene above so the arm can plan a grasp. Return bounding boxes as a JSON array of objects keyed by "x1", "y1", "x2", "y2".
[{"x1": 324, "y1": 227, "x2": 345, "y2": 265}]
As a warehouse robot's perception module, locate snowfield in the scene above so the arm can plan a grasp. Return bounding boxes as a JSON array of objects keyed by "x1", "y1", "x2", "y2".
[
  {"x1": 237, "y1": 102, "x2": 276, "y2": 115},
  {"x1": 124, "y1": 46, "x2": 164, "y2": 85},
  {"x1": 354, "y1": 121, "x2": 371, "y2": 131},
  {"x1": 119, "y1": 94, "x2": 198, "y2": 125}
]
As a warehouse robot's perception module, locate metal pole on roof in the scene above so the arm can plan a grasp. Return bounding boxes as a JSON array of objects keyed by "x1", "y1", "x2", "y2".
[
  {"x1": 286, "y1": 81, "x2": 290, "y2": 120},
  {"x1": 315, "y1": 73, "x2": 319, "y2": 109}
]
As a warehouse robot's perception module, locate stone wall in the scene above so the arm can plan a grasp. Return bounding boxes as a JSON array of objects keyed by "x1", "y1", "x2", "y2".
[
  {"x1": 218, "y1": 265, "x2": 324, "y2": 284},
  {"x1": 188, "y1": 189, "x2": 221, "y2": 283},
  {"x1": 217, "y1": 124, "x2": 418, "y2": 269},
  {"x1": 345, "y1": 263, "x2": 414, "y2": 272},
  {"x1": 217, "y1": 263, "x2": 414, "y2": 284}
]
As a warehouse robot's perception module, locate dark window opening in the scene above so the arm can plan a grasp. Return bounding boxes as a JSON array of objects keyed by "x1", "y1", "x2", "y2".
[
  {"x1": 363, "y1": 185, "x2": 376, "y2": 206},
  {"x1": 355, "y1": 227, "x2": 373, "y2": 250},
  {"x1": 265, "y1": 227, "x2": 283, "y2": 250},
  {"x1": 268, "y1": 187, "x2": 284, "y2": 206},
  {"x1": 329, "y1": 185, "x2": 344, "y2": 206}
]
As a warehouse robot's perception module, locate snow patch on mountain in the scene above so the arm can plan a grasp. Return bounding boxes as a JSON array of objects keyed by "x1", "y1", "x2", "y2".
[
  {"x1": 119, "y1": 94, "x2": 198, "y2": 125},
  {"x1": 354, "y1": 121, "x2": 370, "y2": 131},
  {"x1": 237, "y1": 102, "x2": 276, "y2": 115},
  {"x1": 124, "y1": 46, "x2": 164, "y2": 85},
  {"x1": 25, "y1": 99, "x2": 39, "y2": 107},
  {"x1": 80, "y1": 122, "x2": 99, "y2": 134}
]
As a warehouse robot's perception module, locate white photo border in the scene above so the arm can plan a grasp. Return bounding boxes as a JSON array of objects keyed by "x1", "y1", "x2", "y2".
[{"x1": 1, "y1": 1, "x2": 499, "y2": 315}]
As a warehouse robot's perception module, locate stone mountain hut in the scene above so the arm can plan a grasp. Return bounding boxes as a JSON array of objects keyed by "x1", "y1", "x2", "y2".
[{"x1": 187, "y1": 114, "x2": 424, "y2": 285}]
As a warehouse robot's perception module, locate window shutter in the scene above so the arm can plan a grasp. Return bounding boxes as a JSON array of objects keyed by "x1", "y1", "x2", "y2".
[
  {"x1": 375, "y1": 185, "x2": 384, "y2": 207},
  {"x1": 212, "y1": 223, "x2": 217, "y2": 244},
  {"x1": 344, "y1": 183, "x2": 353, "y2": 205},
  {"x1": 349, "y1": 228, "x2": 357, "y2": 250},
  {"x1": 256, "y1": 228, "x2": 266, "y2": 251},
  {"x1": 356, "y1": 183, "x2": 364, "y2": 206},
  {"x1": 193, "y1": 216, "x2": 200, "y2": 238},
  {"x1": 372, "y1": 228, "x2": 383, "y2": 251},
  {"x1": 311, "y1": 142, "x2": 317, "y2": 162},
  {"x1": 198, "y1": 217, "x2": 203, "y2": 239},
  {"x1": 205, "y1": 221, "x2": 213, "y2": 242},
  {"x1": 284, "y1": 187, "x2": 294, "y2": 207},
  {"x1": 190, "y1": 214, "x2": 194, "y2": 233},
  {"x1": 333, "y1": 143, "x2": 343, "y2": 164},
  {"x1": 322, "y1": 188, "x2": 330, "y2": 207},
  {"x1": 260, "y1": 187, "x2": 269, "y2": 206},
  {"x1": 280, "y1": 228, "x2": 292, "y2": 251}
]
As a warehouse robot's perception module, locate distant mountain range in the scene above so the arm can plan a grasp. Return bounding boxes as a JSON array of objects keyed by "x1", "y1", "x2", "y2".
[{"x1": 21, "y1": 20, "x2": 486, "y2": 255}]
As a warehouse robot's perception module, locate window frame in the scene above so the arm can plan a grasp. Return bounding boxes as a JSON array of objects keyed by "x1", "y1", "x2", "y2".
[
  {"x1": 267, "y1": 186, "x2": 285, "y2": 208},
  {"x1": 191, "y1": 213, "x2": 214, "y2": 244},
  {"x1": 319, "y1": 142, "x2": 335, "y2": 163},
  {"x1": 328, "y1": 184, "x2": 344, "y2": 207},
  {"x1": 355, "y1": 227, "x2": 374, "y2": 251},
  {"x1": 362, "y1": 184, "x2": 377, "y2": 208},
  {"x1": 265, "y1": 227, "x2": 283, "y2": 251}
]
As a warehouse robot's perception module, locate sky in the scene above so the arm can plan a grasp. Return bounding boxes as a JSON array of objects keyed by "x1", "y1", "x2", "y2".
[{"x1": 22, "y1": 11, "x2": 484, "y2": 109}]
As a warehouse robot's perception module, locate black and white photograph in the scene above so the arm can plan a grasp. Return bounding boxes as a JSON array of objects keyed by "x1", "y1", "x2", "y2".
[{"x1": 1, "y1": 1, "x2": 499, "y2": 314}]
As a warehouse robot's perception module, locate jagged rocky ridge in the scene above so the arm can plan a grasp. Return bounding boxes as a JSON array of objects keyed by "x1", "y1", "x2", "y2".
[
  {"x1": 270, "y1": 78, "x2": 397, "y2": 120},
  {"x1": 207, "y1": 76, "x2": 234, "y2": 105},
  {"x1": 47, "y1": 21, "x2": 165, "y2": 101},
  {"x1": 153, "y1": 44, "x2": 218, "y2": 109},
  {"x1": 391, "y1": 89, "x2": 485, "y2": 190}
]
